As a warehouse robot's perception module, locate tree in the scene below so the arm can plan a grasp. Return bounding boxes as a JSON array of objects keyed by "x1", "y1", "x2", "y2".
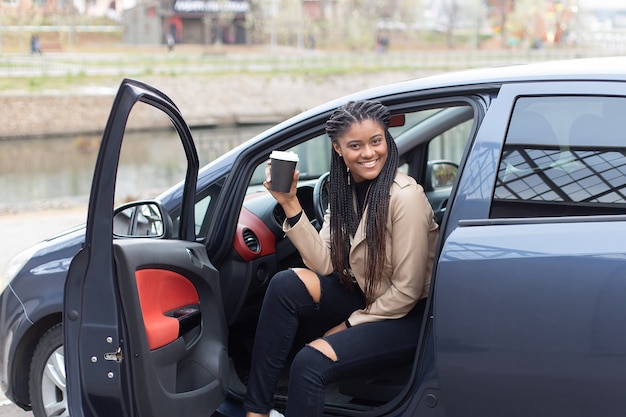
[
  {"x1": 441, "y1": 0, "x2": 460, "y2": 47},
  {"x1": 485, "y1": 0, "x2": 515, "y2": 47}
]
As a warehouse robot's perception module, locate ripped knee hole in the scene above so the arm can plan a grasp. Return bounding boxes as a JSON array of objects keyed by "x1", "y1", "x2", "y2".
[
  {"x1": 307, "y1": 339, "x2": 337, "y2": 362},
  {"x1": 292, "y1": 268, "x2": 321, "y2": 303}
]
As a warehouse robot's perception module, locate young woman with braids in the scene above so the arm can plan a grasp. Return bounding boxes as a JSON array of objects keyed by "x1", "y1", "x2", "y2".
[{"x1": 244, "y1": 100, "x2": 439, "y2": 417}]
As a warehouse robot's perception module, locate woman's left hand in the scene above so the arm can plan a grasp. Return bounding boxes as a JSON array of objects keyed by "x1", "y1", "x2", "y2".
[{"x1": 324, "y1": 321, "x2": 348, "y2": 337}]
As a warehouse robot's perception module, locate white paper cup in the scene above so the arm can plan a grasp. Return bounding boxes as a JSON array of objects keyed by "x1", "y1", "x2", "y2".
[{"x1": 270, "y1": 150, "x2": 299, "y2": 193}]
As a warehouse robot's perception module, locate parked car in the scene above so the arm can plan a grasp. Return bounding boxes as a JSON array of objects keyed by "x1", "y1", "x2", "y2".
[{"x1": 3, "y1": 56, "x2": 626, "y2": 417}]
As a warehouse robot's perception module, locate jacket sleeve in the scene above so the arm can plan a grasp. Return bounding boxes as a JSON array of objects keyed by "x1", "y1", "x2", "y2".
[
  {"x1": 283, "y1": 210, "x2": 334, "y2": 276},
  {"x1": 348, "y1": 183, "x2": 437, "y2": 326}
]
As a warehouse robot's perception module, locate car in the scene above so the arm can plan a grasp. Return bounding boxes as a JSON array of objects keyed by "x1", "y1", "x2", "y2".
[{"x1": 3, "y1": 56, "x2": 626, "y2": 417}]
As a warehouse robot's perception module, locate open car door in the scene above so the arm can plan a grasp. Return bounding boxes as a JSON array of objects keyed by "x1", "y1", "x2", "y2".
[{"x1": 64, "y1": 79, "x2": 229, "y2": 417}]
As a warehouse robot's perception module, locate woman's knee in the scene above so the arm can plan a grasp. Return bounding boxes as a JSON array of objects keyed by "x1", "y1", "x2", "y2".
[
  {"x1": 265, "y1": 269, "x2": 311, "y2": 301},
  {"x1": 265, "y1": 268, "x2": 321, "y2": 306},
  {"x1": 290, "y1": 343, "x2": 334, "y2": 384},
  {"x1": 292, "y1": 268, "x2": 321, "y2": 303},
  {"x1": 308, "y1": 338, "x2": 337, "y2": 361}
]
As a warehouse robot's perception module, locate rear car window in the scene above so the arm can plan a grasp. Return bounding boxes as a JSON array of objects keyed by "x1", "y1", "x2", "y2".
[{"x1": 491, "y1": 96, "x2": 626, "y2": 218}]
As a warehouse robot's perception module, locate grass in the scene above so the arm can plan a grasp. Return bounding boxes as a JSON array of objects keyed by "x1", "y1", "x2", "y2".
[
  {"x1": 0, "y1": 43, "x2": 623, "y2": 93},
  {"x1": 0, "y1": 74, "x2": 120, "y2": 92}
]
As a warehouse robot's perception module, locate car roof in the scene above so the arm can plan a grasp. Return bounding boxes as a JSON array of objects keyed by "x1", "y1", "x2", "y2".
[{"x1": 364, "y1": 56, "x2": 626, "y2": 96}]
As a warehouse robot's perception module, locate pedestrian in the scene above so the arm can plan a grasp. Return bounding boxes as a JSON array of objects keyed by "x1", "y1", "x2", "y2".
[
  {"x1": 30, "y1": 35, "x2": 42, "y2": 55},
  {"x1": 166, "y1": 33, "x2": 175, "y2": 52},
  {"x1": 243, "y1": 100, "x2": 440, "y2": 417}
]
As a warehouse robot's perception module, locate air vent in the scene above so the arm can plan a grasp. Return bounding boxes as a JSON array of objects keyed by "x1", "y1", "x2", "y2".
[{"x1": 242, "y1": 228, "x2": 261, "y2": 253}]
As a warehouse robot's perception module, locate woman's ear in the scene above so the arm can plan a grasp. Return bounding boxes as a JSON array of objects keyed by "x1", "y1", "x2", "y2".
[{"x1": 332, "y1": 143, "x2": 342, "y2": 157}]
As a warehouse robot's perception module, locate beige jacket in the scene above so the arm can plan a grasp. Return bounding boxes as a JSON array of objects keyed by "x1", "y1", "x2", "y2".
[{"x1": 284, "y1": 171, "x2": 439, "y2": 326}]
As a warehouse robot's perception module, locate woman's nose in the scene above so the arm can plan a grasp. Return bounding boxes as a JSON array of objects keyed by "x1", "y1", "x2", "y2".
[{"x1": 361, "y1": 144, "x2": 374, "y2": 157}]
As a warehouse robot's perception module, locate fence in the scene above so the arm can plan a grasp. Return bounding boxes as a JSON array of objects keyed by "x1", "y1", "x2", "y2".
[{"x1": 0, "y1": 46, "x2": 625, "y2": 78}]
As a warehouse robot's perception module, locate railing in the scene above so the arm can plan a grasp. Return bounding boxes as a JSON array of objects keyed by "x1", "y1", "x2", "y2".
[{"x1": 0, "y1": 47, "x2": 625, "y2": 78}]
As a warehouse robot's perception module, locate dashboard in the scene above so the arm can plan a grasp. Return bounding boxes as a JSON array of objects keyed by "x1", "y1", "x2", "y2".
[{"x1": 234, "y1": 184, "x2": 318, "y2": 262}]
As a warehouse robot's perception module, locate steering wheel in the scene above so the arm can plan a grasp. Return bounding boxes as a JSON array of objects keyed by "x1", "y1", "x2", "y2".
[{"x1": 313, "y1": 171, "x2": 330, "y2": 228}]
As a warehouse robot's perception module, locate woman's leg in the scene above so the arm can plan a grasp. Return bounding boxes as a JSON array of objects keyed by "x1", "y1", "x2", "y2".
[
  {"x1": 285, "y1": 299, "x2": 427, "y2": 417},
  {"x1": 243, "y1": 269, "x2": 364, "y2": 415}
]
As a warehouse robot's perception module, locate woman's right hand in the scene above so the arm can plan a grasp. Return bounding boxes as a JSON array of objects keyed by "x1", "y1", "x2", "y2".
[{"x1": 263, "y1": 161, "x2": 303, "y2": 218}]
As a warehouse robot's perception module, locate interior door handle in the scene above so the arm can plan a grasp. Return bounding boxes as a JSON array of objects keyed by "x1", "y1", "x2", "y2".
[{"x1": 186, "y1": 247, "x2": 205, "y2": 269}]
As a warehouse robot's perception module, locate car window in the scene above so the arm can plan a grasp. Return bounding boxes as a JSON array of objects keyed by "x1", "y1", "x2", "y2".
[
  {"x1": 392, "y1": 109, "x2": 439, "y2": 137},
  {"x1": 427, "y1": 117, "x2": 473, "y2": 166},
  {"x1": 165, "y1": 177, "x2": 226, "y2": 239},
  {"x1": 249, "y1": 134, "x2": 331, "y2": 190},
  {"x1": 195, "y1": 193, "x2": 212, "y2": 232},
  {"x1": 491, "y1": 95, "x2": 626, "y2": 218},
  {"x1": 193, "y1": 178, "x2": 226, "y2": 236}
]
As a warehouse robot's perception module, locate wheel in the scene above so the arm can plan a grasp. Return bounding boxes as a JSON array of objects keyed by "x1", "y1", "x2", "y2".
[
  {"x1": 313, "y1": 171, "x2": 330, "y2": 227},
  {"x1": 29, "y1": 323, "x2": 68, "y2": 417}
]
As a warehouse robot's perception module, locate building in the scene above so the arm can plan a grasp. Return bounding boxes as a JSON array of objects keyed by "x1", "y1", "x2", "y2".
[{"x1": 123, "y1": 0, "x2": 249, "y2": 45}]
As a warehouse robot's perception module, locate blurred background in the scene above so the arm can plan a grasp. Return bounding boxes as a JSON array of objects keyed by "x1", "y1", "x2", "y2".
[
  {"x1": 1, "y1": 0, "x2": 625, "y2": 262},
  {"x1": 0, "y1": 0, "x2": 623, "y2": 53},
  {"x1": 2, "y1": 0, "x2": 625, "y2": 213}
]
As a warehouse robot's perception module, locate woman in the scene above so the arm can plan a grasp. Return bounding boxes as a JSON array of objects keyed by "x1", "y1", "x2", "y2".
[{"x1": 244, "y1": 100, "x2": 439, "y2": 417}]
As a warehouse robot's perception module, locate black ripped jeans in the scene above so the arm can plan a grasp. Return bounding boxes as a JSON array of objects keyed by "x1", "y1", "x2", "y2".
[{"x1": 243, "y1": 269, "x2": 426, "y2": 417}]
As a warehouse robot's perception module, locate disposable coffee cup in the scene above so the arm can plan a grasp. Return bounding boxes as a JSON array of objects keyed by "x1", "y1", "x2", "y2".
[{"x1": 270, "y1": 150, "x2": 299, "y2": 193}]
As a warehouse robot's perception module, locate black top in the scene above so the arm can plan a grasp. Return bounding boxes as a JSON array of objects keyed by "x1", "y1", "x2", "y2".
[{"x1": 354, "y1": 179, "x2": 372, "y2": 217}]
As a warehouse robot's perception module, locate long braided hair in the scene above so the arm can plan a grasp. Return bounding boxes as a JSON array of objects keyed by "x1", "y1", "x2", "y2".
[{"x1": 325, "y1": 100, "x2": 399, "y2": 306}]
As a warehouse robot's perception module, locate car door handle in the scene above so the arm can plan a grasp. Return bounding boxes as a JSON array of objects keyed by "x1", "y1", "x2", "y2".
[{"x1": 186, "y1": 248, "x2": 205, "y2": 269}]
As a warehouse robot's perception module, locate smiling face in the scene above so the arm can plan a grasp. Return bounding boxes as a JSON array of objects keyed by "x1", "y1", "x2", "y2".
[{"x1": 332, "y1": 119, "x2": 388, "y2": 183}]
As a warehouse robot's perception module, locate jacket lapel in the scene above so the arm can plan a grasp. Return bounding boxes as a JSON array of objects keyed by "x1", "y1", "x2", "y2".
[{"x1": 351, "y1": 211, "x2": 368, "y2": 251}]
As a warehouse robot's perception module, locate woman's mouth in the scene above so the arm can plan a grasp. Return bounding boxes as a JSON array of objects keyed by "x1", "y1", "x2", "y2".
[{"x1": 359, "y1": 158, "x2": 379, "y2": 168}]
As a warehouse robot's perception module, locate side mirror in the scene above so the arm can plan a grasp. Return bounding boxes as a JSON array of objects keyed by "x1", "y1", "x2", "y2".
[
  {"x1": 425, "y1": 160, "x2": 458, "y2": 192},
  {"x1": 113, "y1": 201, "x2": 172, "y2": 238}
]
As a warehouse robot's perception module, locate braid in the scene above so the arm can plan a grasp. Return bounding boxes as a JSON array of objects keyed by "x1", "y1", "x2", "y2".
[{"x1": 325, "y1": 100, "x2": 398, "y2": 304}]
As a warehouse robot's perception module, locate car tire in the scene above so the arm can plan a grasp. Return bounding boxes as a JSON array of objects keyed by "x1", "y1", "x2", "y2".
[{"x1": 29, "y1": 323, "x2": 68, "y2": 417}]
